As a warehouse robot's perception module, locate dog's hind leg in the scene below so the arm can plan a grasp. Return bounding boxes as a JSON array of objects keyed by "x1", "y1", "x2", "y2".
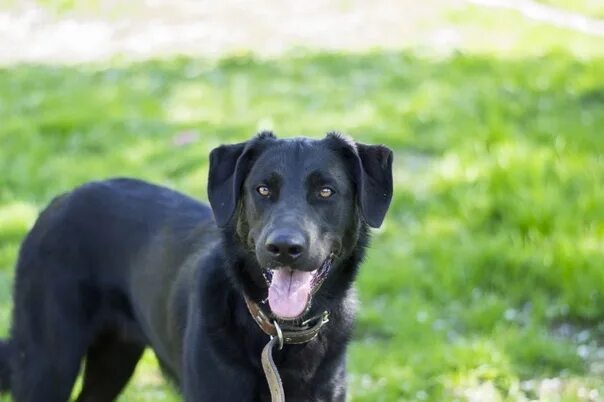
[
  {"x1": 9, "y1": 287, "x2": 91, "y2": 402},
  {"x1": 9, "y1": 241, "x2": 105, "y2": 402},
  {"x1": 75, "y1": 331, "x2": 144, "y2": 402}
]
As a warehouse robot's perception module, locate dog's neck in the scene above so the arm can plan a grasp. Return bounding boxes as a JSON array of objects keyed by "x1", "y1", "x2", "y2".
[{"x1": 243, "y1": 295, "x2": 330, "y2": 345}]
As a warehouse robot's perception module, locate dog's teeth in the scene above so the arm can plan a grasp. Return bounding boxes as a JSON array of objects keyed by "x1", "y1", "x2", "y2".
[{"x1": 262, "y1": 269, "x2": 274, "y2": 285}]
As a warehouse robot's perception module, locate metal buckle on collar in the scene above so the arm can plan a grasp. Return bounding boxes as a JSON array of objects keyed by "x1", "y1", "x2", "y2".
[
  {"x1": 300, "y1": 310, "x2": 330, "y2": 327},
  {"x1": 272, "y1": 320, "x2": 284, "y2": 350},
  {"x1": 320, "y1": 310, "x2": 330, "y2": 325}
]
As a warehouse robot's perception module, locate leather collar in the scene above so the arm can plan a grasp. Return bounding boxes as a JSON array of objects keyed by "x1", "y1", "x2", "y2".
[{"x1": 244, "y1": 295, "x2": 329, "y2": 345}]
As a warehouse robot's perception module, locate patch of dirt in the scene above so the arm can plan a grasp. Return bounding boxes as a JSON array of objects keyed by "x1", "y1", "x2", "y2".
[
  {"x1": 2, "y1": 0, "x2": 603, "y2": 64},
  {"x1": 0, "y1": 0, "x2": 464, "y2": 65}
]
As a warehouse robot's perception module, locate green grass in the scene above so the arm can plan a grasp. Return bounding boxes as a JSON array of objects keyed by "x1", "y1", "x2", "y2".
[
  {"x1": 1, "y1": 5, "x2": 604, "y2": 400},
  {"x1": 1, "y1": 51, "x2": 602, "y2": 401}
]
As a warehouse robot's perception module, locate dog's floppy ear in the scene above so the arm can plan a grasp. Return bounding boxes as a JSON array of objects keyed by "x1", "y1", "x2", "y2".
[
  {"x1": 327, "y1": 133, "x2": 393, "y2": 228},
  {"x1": 207, "y1": 142, "x2": 246, "y2": 227},
  {"x1": 354, "y1": 143, "x2": 393, "y2": 228},
  {"x1": 208, "y1": 132, "x2": 275, "y2": 227}
]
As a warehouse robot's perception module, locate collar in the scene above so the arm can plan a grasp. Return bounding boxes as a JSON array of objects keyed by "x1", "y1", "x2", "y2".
[{"x1": 244, "y1": 295, "x2": 330, "y2": 346}]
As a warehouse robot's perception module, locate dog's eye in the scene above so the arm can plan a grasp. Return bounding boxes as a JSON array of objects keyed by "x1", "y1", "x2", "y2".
[
  {"x1": 256, "y1": 185, "x2": 271, "y2": 197},
  {"x1": 318, "y1": 187, "x2": 334, "y2": 199}
]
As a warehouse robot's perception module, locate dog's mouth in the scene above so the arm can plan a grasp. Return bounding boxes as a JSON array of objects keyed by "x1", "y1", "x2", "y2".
[{"x1": 261, "y1": 255, "x2": 333, "y2": 321}]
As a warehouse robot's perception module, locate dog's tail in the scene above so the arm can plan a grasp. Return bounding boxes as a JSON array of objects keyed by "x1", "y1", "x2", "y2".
[{"x1": 0, "y1": 339, "x2": 11, "y2": 392}]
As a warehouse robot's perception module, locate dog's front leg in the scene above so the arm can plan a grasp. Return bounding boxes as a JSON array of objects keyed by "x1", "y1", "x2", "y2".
[{"x1": 182, "y1": 310, "x2": 255, "y2": 402}]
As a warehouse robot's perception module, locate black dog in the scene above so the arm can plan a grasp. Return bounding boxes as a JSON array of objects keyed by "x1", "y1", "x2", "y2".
[{"x1": 0, "y1": 132, "x2": 393, "y2": 401}]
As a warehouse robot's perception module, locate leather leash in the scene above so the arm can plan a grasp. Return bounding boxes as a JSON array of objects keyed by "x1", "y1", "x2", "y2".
[
  {"x1": 244, "y1": 296, "x2": 329, "y2": 402},
  {"x1": 261, "y1": 336, "x2": 285, "y2": 401}
]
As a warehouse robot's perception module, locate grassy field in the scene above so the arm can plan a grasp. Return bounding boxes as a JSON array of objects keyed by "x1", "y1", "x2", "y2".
[{"x1": 1, "y1": 3, "x2": 604, "y2": 402}]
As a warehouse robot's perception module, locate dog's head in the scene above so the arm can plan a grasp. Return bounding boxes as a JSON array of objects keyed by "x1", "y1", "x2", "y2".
[{"x1": 208, "y1": 132, "x2": 393, "y2": 321}]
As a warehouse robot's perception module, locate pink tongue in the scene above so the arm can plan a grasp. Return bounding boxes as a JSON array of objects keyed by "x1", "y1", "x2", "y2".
[{"x1": 268, "y1": 268, "x2": 313, "y2": 319}]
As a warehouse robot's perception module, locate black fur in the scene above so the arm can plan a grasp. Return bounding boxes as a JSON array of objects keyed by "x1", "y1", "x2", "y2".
[{"x1": 0, "y1": 132, "x2": 393, "y2": 401}]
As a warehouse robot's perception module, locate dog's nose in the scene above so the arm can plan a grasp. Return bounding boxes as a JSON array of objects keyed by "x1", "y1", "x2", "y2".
[{"x1": 265, "y1": 230, "x2": 306, "y2": 264}]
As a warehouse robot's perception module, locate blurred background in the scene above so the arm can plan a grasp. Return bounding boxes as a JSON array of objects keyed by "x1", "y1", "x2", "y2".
[{"x1": 0, "y1": 0, "x2": 603, "y2": 401}]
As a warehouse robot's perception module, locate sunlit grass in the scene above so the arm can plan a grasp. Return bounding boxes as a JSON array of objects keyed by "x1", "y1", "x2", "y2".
[{"x1": 0, "y1": 21, "x2": 603, "y2": 402}]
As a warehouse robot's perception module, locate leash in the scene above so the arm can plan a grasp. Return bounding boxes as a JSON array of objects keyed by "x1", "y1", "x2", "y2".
[
  {"x1": 262, "y1": 333, "x2": 285, "y2": 401},
  {"x1": 244, "y1": 296, "x2": 330, "y2": 402}
]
